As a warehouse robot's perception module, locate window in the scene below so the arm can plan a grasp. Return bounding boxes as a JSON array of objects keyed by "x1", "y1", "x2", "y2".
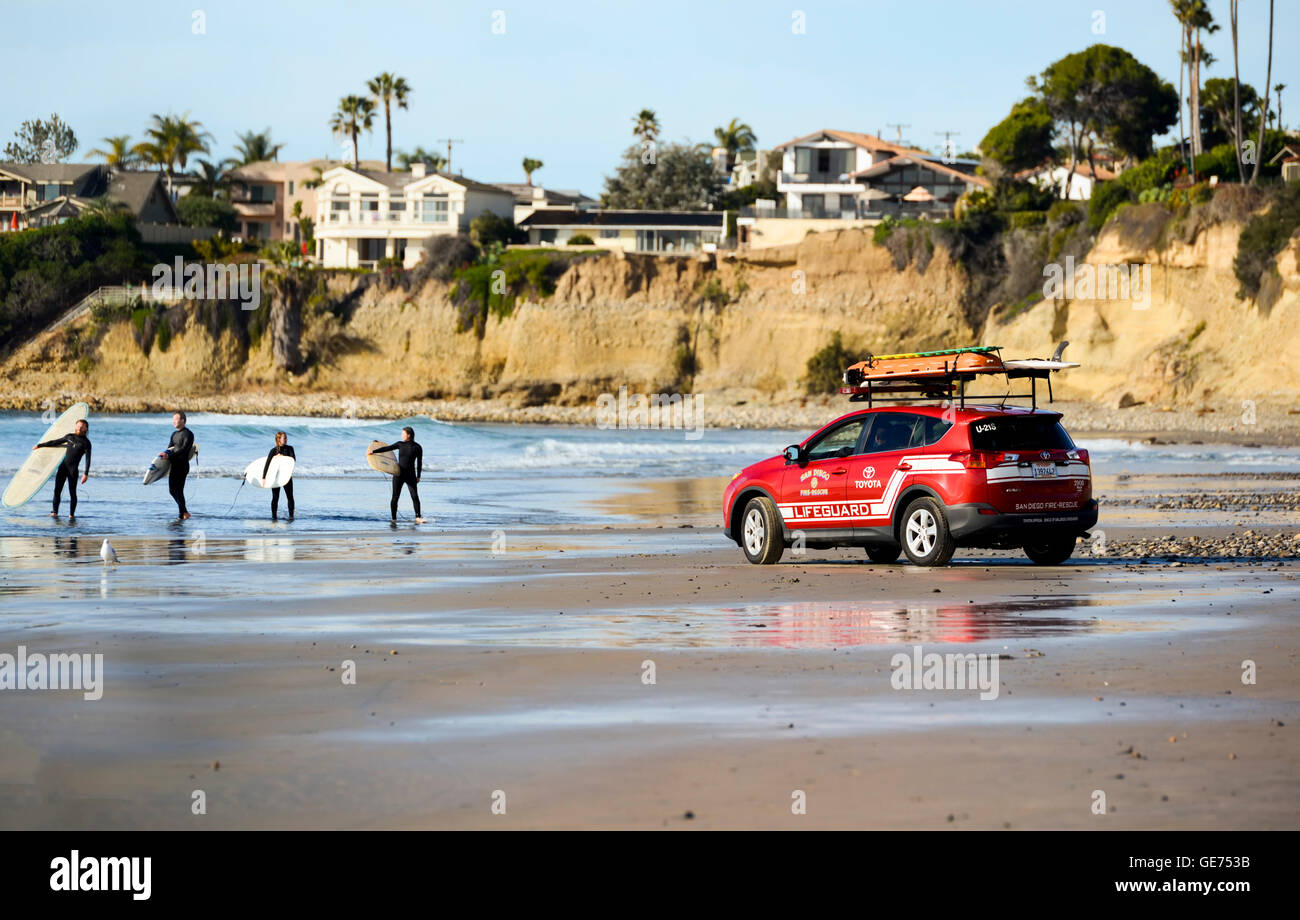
[
  {"x1": 599, "y1": 228, "x2": 618, "y2": 238},
  {"x1": 909, "y1": 415, "x2": 953, "y2": 448},
  {"x1": 248, "y1": 184, "x2": 276, "y2": 203},
  {"x1": 806, "y1": 420, "x2": 866, "y2": 462},
  {"x1": 969, "y1": 417, "x2": 1074, "y2": 451},
  {"x1": 288, "y1": 180, "x2": 295, "y2": 195},
  {"x1": 863, "y1": 414, "x2": 918, "y2": 453},
  {"x1": 421, "y1": 193, "x2": 448, "y2": 223}
]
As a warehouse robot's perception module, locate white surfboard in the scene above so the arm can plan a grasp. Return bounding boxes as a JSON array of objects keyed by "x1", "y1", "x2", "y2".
[
  {"x1": 1003, "y1": 359, "x2": 1080, "y2": 371},
  {"x1": 2, "y1": 402, "x2": 90, "y2": 508},
  {"x1": 367, "y1": 440, "x2": 401, "y2": 476},
  {"x1": 244, "y1": 455, "x2": 295, "y2": 489},
  {"x1": 143, "y1": 442, "x2": 199, "y2": 485}
]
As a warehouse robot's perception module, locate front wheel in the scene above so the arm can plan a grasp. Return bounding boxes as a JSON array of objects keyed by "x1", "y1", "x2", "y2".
[
  {"x1": 740, "y1": 496, "x2": 784, "y2": 565},
  {"x1": 865, "y1": 544, "x2": 901, "y2": 564},
  {"x1": 899, "y1": 497, "x2": 956, "y2": 567},
  {"x1": 1023, "y1": 536, "x2": 1077, "y2": 565}
]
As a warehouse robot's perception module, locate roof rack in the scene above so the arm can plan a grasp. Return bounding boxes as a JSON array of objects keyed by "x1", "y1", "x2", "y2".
[{"x1": 838, "y1": 342, "x2": 1073, "y2": 409}]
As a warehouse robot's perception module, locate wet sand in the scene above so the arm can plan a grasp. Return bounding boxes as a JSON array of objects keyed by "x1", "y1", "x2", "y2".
[{"x1": 1, "y1": 468, "x2": 1297, "y2": 830}]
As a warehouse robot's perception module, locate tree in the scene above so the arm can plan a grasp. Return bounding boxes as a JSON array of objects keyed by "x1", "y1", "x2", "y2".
[
  {"x1": 470, "y1": 210, "x2": 523, "y2": 249},
  {"x1": 1029, "y1": 45, "x2": 1176, "y2": 197},
  {"x1": 1202, "y1": 77, "x2": 1260, "y2": 160},
  {"x1": 396, "y1": 147, "x2": 446, "y2": 172},
  {"x1": 979, "y1": 97, "x2": 1055, "y2": 174},
  {"x1": 329, "y1": 96, "x2": 376, "y2": 170},
  {"x1": 175, "y1": 194, "x2": 237, "y2": 232},
  {"x1": 522, "y1": 157, "x2": 543, "y2": 185},
  {"x1": 191, "y1": 159, "x2": 233, "y2": 198},
  {"x1": 230, "y1": 128, "x2": 284, "y2": 166},
  {"x1": 260, "y1": 241, "x2": 308, "y2": 372},
  {"x1": 87, "y1": 135, "x2": 140, "y2": 169},
  {"x1": 712, "y1": 118, "x2": 757, "y2": 171},
  {"x1": 3, "y1": 114, "x2": 77, "y2": 163},
  {"x1": 632, "y1": 109, "x2": 660, "y2": 145},
  {"x1": 133, "y1": 113, "x2": 211, "y2": 179},
  {"x1": 1275, "y1": 83, "x2": 1286, "y2": 132},
  {"x1": 1171, "y1": 1, "x2": 1217, "y2": 157},
  {"x1": 367, "y1": 72, "x2": 411, "y2": 172},
  {"x1": 1251, "y1": 0, "x2": 1274, "y2": 185},
  {"x1": 602, "y1": 142, "x2": 722, "y2": 210}
]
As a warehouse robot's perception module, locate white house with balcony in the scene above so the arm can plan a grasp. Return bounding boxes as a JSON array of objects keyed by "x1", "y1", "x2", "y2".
[{"x1": 313, "y1": 163, "x2": 515, "y2": 269}]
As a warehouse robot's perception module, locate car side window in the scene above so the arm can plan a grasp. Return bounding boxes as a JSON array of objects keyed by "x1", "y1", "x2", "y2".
[
  {"x1": 910, "y1": 415, "x2": 952, "y2": 447},
  {"x1": 861, "y1": 414, "x2": 916, "y2": 454},
  {"x1": 806, "y1": 419, "x2": 866, "y2": 462}
]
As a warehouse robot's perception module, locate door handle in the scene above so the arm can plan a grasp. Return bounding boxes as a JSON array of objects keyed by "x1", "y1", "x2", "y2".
[
  {"x1": 830, "y1": 468, "x2": 847, "y2": 475},
  {"x1": 896, "y1": 462, "x2": 912, "y2": 471}
]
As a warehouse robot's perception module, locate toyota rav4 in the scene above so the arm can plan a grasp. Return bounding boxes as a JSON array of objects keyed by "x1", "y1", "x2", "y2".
[{"x1": 723, "y1": 405, "x2": 1098, "y2": 566}]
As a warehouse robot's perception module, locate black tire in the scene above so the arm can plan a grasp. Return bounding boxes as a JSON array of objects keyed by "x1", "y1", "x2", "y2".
[
  {"x1": 899, "y1": 497, "x2": 956, "y2": 567},
  {"x1": 1023, "y1": 535, "x2": 1077, "y2": 565},
  {"x1": 865, "y1": 544, "x2": 902, "y2": 564},
  {"x1": 739, "y1": 496, "x2": 784, "y2": 565}
]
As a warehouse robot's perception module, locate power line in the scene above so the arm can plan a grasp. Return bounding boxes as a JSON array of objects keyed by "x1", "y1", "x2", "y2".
[{"x1": 436, "y1": 138, "x2": 464, "y2": 174}]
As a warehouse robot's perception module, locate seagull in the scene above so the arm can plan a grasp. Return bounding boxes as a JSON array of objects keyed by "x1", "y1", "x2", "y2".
[{"x1": 100, "y1": 539, "x2": 119, "y2": 565}]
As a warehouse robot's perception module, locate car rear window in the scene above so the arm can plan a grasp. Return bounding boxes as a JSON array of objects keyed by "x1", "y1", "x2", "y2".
[{"x1": 969, "y1": 416, "x2": 1074, "y2": 451}]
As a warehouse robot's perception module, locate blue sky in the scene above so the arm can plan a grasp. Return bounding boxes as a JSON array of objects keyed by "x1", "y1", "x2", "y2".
[{"x1": 9, "y1": 0, "x2": 1296, "y2": 192}]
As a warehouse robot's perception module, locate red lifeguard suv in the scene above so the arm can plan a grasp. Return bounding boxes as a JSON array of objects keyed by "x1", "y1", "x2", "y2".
[{"x1": 722, "y1": 346, "x2": 1098, "y2": 566}]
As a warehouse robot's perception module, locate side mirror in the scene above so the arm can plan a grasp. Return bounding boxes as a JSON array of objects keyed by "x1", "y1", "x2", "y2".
[{"x1": 783, "y1": 444, "x2": 804, "y2": 464}]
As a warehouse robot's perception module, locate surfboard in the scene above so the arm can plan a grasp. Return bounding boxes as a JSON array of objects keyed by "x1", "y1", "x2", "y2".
[
  {"x1": 244, "y1": 455, "x2": 295, "y2": 489},
  {"x1": 844, "y1": 348, "x2": 1006, "y2": 384},
  {"x1": 1002, "y1": 359, "x2": 1080, "y2": 371},
  {"x1": 367, "y1": 440, "x2": 400, "y2": 476},
  {"x1": 143, "y1": 442, "x2": 199, "y2": 485},
  {"x1": 2, "y1": 402, "x2": 90, "y2": 508}
]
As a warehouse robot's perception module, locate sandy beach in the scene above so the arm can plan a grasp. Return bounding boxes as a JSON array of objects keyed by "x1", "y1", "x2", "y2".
[{"x1": 1, "y1": 447, "x2": 1297, "y2": 830}]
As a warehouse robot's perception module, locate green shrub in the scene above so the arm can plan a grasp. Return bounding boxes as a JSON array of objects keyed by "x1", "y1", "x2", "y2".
[
  {"x1": 1009, "y1": 210, "x2": 1047, "y2": 230},
  {"x1": 1235, "y1": 182, "x2": 1300, "y2": 300},
  {"x1": 155, "y1": 318, "x2": 172, "y2": 352},
  {"x1": 567, "y1": 233, "x2": 595, "y2": 245},
  {"x1": 1089, "y1": 181, "x2": 1136, "y2": 231},
  {"x1": 176, "y1": 195, "x2": 237, "y2": 233},
  {"x1": 803, "y1": 331, "x2": 857, "y2": 395}
]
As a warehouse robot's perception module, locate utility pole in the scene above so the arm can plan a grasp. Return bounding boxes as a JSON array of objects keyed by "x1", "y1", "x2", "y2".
[
  {"x1": 885, "y1": 123, "x2": 911, "y2": 146},
  {"x1": 934, "y1": 130, "x2": 961, "y2": 163},
  {"x1": 436, "y1": 138, "x2": 464, "y2": 174}
]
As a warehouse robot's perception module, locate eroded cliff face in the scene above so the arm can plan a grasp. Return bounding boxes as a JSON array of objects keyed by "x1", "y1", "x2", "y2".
[
  {"x1": 3, "y1": 216, "x2": 1296, "y2": 410},
  {"x1": 985, "y1": 206, "x2": 1300, "y2": 406}
]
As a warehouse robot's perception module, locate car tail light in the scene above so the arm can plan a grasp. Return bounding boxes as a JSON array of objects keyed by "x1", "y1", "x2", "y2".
[{"x1": 949, "y1": 451, "x2": 990, "y2": 469}]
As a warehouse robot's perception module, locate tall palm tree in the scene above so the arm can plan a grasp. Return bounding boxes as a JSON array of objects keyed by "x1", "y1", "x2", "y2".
[
  {"x1": 230, "y1": 128, "x2": 284, "y2": 166},
  {"x1": 132, "y1": 113, "x2": 211, "y2": 199},
  {"x1": 633, "y1": 109, "x2": 660, "y2": 145},
  {"x1": 1275, "y1": 83, "x2": 1286, "y2": 131},
  {"x1": 521, "y1": 157, "x2": 543, "y2": 185},
  {"x1": 712, "y1": 118, "x2": 757, "y2": 171},
  {"x1": 367, "y1": 72, "x2": 411, "y2": 172},
  {"x1": 192, "y1": 159, "x2": 233, "y2": 198},
  {"x1": 1171, "y1": 1, "x2": 1218, "y2": 157},
  {"x1": 87, "y1": 135, "x2": 140, "y2": 169},
  {"x1": 1251, "y1": 0, "x2": 1274, "y2": 184},
  {"x1": 329, "y1": 96, "x2": 376, "y2": 170},
  {"x1": 396, "y1": 147, "x2": 446, "y2": 172}
]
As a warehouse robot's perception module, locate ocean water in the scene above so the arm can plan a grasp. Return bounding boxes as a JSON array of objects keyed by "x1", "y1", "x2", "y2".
[{"x1": 0, "y1": 411, "x2": 804, "y2": 536}]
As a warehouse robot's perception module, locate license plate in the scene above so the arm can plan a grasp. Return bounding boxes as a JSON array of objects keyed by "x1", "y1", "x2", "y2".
[{"x1": 1032, "y1": 463, "x2": 1056, "y2": 479}]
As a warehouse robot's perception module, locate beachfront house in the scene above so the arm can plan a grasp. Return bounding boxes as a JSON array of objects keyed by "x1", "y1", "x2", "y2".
[
  {"x1": 0, "y1": 163, "x2": 179, "y2": 233},
  {"x1": 492, "y1": 182, "x2": 598, "y2": 225},
  {"x1": 1017, "y1": 161, "x2": 1116, "y2": 201},
  {"x1": 1267, "y1": 143, "x2": 1300, "y2": 183},
  {"x1": 734, "y1": 129, "x2": 988, "y2": 249},
  {"x1": 313, "y1": 163, "x2": 515, "y2": 269},
  {"x1": 517, "y1": 208, "x2": 727, "y2": 253}
]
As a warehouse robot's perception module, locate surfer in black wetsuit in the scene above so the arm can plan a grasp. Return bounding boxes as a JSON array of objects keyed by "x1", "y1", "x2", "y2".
[
  {"x1": 368, "y1": 426, "x2": 425, "y2": 523},
  {"x1": 263, "y1": 431, "x2": 296, "y2": 520},
  {"x1": 162, "y1": 411, "x2": 194, "y2": 520},
  {"x1": 33, "y1": 419, "x2": 91, "y2": 519}
]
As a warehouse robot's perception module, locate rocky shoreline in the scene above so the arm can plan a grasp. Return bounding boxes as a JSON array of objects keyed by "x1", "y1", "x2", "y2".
[{"x1": 2, "y1": 389, "x2": 1300, "y2": 444}]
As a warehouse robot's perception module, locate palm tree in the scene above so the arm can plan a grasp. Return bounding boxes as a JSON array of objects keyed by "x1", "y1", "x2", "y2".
[
  {"x1": 87, "y1": 135, "x2": 140, "y2": 169},
  {"x1": 230, "y1": 128, "x2": 284, "y2": 166},
  {"x1": 192, "y1": 159, "x2": 233, "y2": 198},
  {"x1": 367, "y1": 72, "x2": 411, "y2": 172},
  {"x1": 521, "y1": 157, "x2": 543, "y2": 185},
  {"x1": 1171, "y1": 1, "x2": 1218, "y2": 157},
  {"x1": 1274, "y1": 83, "x2": 1285, "y2": 133},
  {"x1": 633, "y1": 109, "x2": 660, "y2": 145},
  {"x1": 329, "y1": 95, "x2": 376, "y2": 170},
  {"x1": 712, "y1": 118, "x2": 757, "y2": 171},
  {"x1": 396, "y1": 147, "x2": 447, "y2": 172},
  {"x1": 82, "y1": 196, "x2": 130, "y2": 219},
  {"x1": 1251, "y1": 0, "x2": 1274, "y2": 185},
  {"x1": 132, "y1": 113, "x2": 211, "y2": 198}
]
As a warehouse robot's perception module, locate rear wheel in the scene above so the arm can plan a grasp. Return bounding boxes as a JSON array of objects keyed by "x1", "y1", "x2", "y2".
[
  {"x1": 865, "y1": 544, "x2": 901, "y2": 564},
  {"x1": 900, "y1": 497, "x2": 956, "y2": 567},
  {"x1": 740, "y1": 496, "x2": 784, "y2": 565},
  {"x1": 1023, "y1": 535, "x2": 1077, "y2": 565}
]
